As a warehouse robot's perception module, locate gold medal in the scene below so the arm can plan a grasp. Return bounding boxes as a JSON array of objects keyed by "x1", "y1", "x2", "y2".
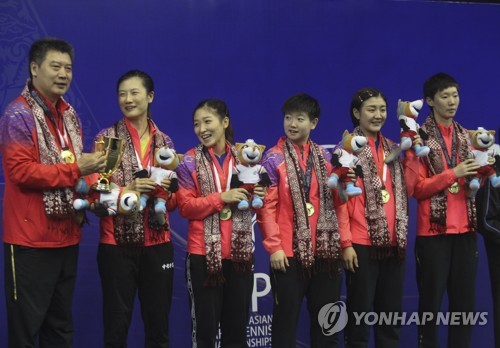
[
  {"x1": 61, "y1": 149, "x2": 75, "y2": 164},
  {"x1": 381, "y1": 189, "x2": 390, "y2": 204},
  {"x1": 220, "y1": 206, "x2": 232, "y2": 221},
  {"x1": 448, "y1": 182, "x2": 460, "y2": 194},
  {"x1": 306, "y1": 202, "x2": 315, "y2": 217}
]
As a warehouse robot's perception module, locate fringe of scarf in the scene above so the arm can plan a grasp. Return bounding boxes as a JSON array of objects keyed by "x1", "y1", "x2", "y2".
[
  {"x1": 421, "y1": 115, "x2": 477, "y2": 233},
  {"x1": 21, "y1": 82, "x2": 83, "y2": 231},
  {"x1": 354, "y1": 127, "x2": 408, "y2": 259},
  {"x1": 195, "y1": 144, "x2": 253, "y2": 286},
  {"x1": 283, "y1": 138, "x2": 342, "y2": 272}
]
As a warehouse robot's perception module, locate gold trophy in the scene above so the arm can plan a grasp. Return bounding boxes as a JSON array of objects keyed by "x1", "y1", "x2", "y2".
[{"x1": 95, "y1": 136, "x2": 125, "y2": 192}]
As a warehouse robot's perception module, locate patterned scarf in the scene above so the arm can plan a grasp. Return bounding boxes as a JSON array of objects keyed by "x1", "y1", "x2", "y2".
[
  {"x1": 21, "y1": 83, "x2": 83, "y2": 220},
  {"x1": 421, "y1": 115, "x2": 476, "y2": 233},
  {"x1": 104, "y1": 118, "x2": 167, "y2": 245},
  {"x1": 354, "y1": 127, "x2": 408, "y2": 258},
  {"x1": 283, "y1": 138, "x2": 341, "y2": 270},
  {"x1": 195, "y1": 144, "x2": 253, "y2": 285}
]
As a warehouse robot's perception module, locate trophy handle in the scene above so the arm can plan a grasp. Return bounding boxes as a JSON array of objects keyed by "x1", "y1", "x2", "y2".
[
  {"x1": 95, "y1": 136, "x2": 125, "y2": 192},
  {"x1": 95, "y1": 135, "x2": 105, "y2": 153}
]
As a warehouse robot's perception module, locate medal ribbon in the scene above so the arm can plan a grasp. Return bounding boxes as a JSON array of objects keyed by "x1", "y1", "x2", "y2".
[
  {"x1": 126, "y1": 120, "x2": 154, "y2": 172},
  {"x1": 212, "y1": 158, "x2": 233, "y2": 193},
  {"x1": 375, "y1": 140, "x2": 388, "y2": 189},
  {"x1": 433, "y1": 117, "x2": 457, "y2": 169},
  {"x1": 29, "y1": 84, "x2": 71, "y2": 151},
  {"x1": 298, "y1": 149, "x2": 314, "y2": 203},
  {"x1": 134, "y1": 150, "x2": 151, "y2": 172},
  {"x1": 56, "y1": 127, "x2": 70, "y2": 150}
]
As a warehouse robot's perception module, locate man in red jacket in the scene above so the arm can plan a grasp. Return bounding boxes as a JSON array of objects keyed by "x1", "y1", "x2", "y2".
[{"x1": 0, "y1": 37, "x2": 106, "y2": 347}]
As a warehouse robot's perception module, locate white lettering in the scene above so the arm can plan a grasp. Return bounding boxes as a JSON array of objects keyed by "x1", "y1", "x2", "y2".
[
  {"x1": 422, "y1": 312, "x2": 434, "y2": 325},
  {"x1": 364, "y1": 313, "x2": 378, "y2": 326},
  {"x1": 251, "y1": 273, "x2": 271, "y2": 312},
  {"x1": 479, "y1": 312, "x2": 488, "y2": 326},
  {"x1": 436, "y1": 312, "x2": 449, "y2": 325},
  {"x1": 378, "y1": 312, "x2": 392, "y2": 325},
  {"x1": 353, "y1": 311, "x2": 366, "y2": 325},
  {"x1": 450, "y1": 312, "x2": 461, "y2": 325}
]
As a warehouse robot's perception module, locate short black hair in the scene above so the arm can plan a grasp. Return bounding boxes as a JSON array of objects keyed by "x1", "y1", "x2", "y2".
[
  {"x1": 281, "y1": 93, "x2": 321, "y2": 120},
  {"x1": 29, "y1": 37, "x2": 74, "y2": 79},
  {"x1": 423, "y1": 72, "x2": 459, "y2": 101}
]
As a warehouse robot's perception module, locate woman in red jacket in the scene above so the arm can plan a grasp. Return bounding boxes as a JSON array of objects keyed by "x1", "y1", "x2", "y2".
[
  {"x1": 92, "y1": 70, "x2": 177, "y2": 347},
  {"x1": 341, "y1": 88, "x2": 420, "y2": 348},
  {"x1": 177, "y1": 99, "x2": 265, "y2": 347}
]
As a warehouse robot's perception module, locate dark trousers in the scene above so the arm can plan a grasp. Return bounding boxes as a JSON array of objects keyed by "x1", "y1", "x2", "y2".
[
  {"x1": 4, "y1": 243, "x2": 79, "y2": 348},
  {"x1": 484, "y1": 238, "x2": 500, "y2": 348},
  {"x1": 345, "y1": 244, "x2": 405, "y2": 348},
  {"x1": 270, "y1": 258, "x2": 342, "y2": 348},
  {"x1": 415, "y1": 233, "x2": 478, "y2": 348},
  {"x1": 186, "y1": 254, "x2": 254, "y2": 348},
  {"x1": 97, "y1": 242, "x2": 174, "y2": 348}
]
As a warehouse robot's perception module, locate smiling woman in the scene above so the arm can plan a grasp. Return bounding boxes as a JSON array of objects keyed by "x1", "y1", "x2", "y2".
[
  {"x1": 193, "y1": 101, "x2": 230, "y2": 156},
  {"x1": 176, "y1": 99, "x2": 263, "y2": 347},
  {"x1": 88, "y1": 69, "x2": 177, "y2": 347},
  {"x1": 350, "y1": 88, "x2": 388, "y2": 140},
  {"x1": 340, "y1": 87, "x2": 419, "y2": 348}
]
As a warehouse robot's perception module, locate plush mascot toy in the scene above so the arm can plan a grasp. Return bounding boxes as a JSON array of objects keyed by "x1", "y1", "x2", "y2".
[
  {"x1": 468, "y1": 127, "x2": 500, "y2": 195},
  {"x1": 327, "y1": 130, "x2": 367, "y2": 197},
  {"x1": 385, "y1": 99, "x2": 430, "y2": 164},
  {"x1": 139, "y1": 146, "x2": 182, "y2": 225},
  {"x1": 73, "y1": 179, "x2": 140, "y2": 216},
  {"x1": 230, "y1": 139, "x2": 271, "y2": 210}
]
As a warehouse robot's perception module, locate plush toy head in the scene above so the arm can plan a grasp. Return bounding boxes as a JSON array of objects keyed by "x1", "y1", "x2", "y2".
[
  {"x1": 341, "y1": 130, "x2": 367, "y2": 155},
  {"x1": 397, "y1": 99, "x2": 423, "y2": 120},
  {"x1": 469, "y1": 127, "x2": 496, "y2": 150},
  {"x1": 235, "y1": 139, "x2": 266, "y2": 166},
  {"x1": 154, "y1": 146, "x2": 182, "y2": 170},
  {"x1": 118, "y1": 189, "x2": 140, "y2": 215}
]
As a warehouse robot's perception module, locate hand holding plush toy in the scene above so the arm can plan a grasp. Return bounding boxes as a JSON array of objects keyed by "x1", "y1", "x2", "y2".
[
  {"x1": 468, "y1": 127, "x2": 500, "y2": 196},
  {"x1": 385, "y1": 99, "x2": 430, "y2": 164},
  {"x1": 73, "y1": 179, "x2": 139, "y2": 216},
  {"x1": 230, "y1": 139, "x2": 271, "y2": 210},
  {"x1": 327, "y1": 130, "x2": 367, "y2": 197},
  {"x1": 139, "y1": 146, "x2": 182, "y2": 225}
]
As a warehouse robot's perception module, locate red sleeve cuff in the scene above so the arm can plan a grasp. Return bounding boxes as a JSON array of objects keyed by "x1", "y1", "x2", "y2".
[{"x1": 341, "y1": 240, "x2": 353, "y2": 249}]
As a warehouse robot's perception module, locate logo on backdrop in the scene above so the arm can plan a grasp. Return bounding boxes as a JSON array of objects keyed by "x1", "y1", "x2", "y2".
[{"x1": 318, "y1": 301, "x2": 348, "y2": 336}]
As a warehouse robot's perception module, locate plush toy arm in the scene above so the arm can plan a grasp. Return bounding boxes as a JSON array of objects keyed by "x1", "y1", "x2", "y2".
[
  {"x1": 75, "y1": 177, "x2": 90, "y2": 194},
  {"x1": 91, "y1": 204, "x2": 113, "y2": 217},
  {"x1": 230, "y1": 173, "x2": 243, "y2": 188},
  {"x1": 169, "y1": 176, "x2": 179, "y2": 193},
  {"x1": 400, "y1": 118, "x2": 410, "y2": 132},
  {"x1": 259, "y1": 170, "x2": 272, "y2": 187},
  {"x1": 331, "y1": 153, "x2": 341, "y2": 168},
  {"x1": 418, "y1": 128, "x2": 429, "y2": 141},
  {"x1": 134, "y1": 169, "x2": 149, "y2": 179},
  {"x1": 495, "y1": 155, "x2": 500, "y2": 170},
  {"x1": 355, "y1": 164, "x2": 364, "y2": 179}
]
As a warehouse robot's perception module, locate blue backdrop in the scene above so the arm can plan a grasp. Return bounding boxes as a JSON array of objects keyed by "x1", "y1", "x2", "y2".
[{"x1": 1, "y1": 0, "x2": 500, "y2": 346}]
